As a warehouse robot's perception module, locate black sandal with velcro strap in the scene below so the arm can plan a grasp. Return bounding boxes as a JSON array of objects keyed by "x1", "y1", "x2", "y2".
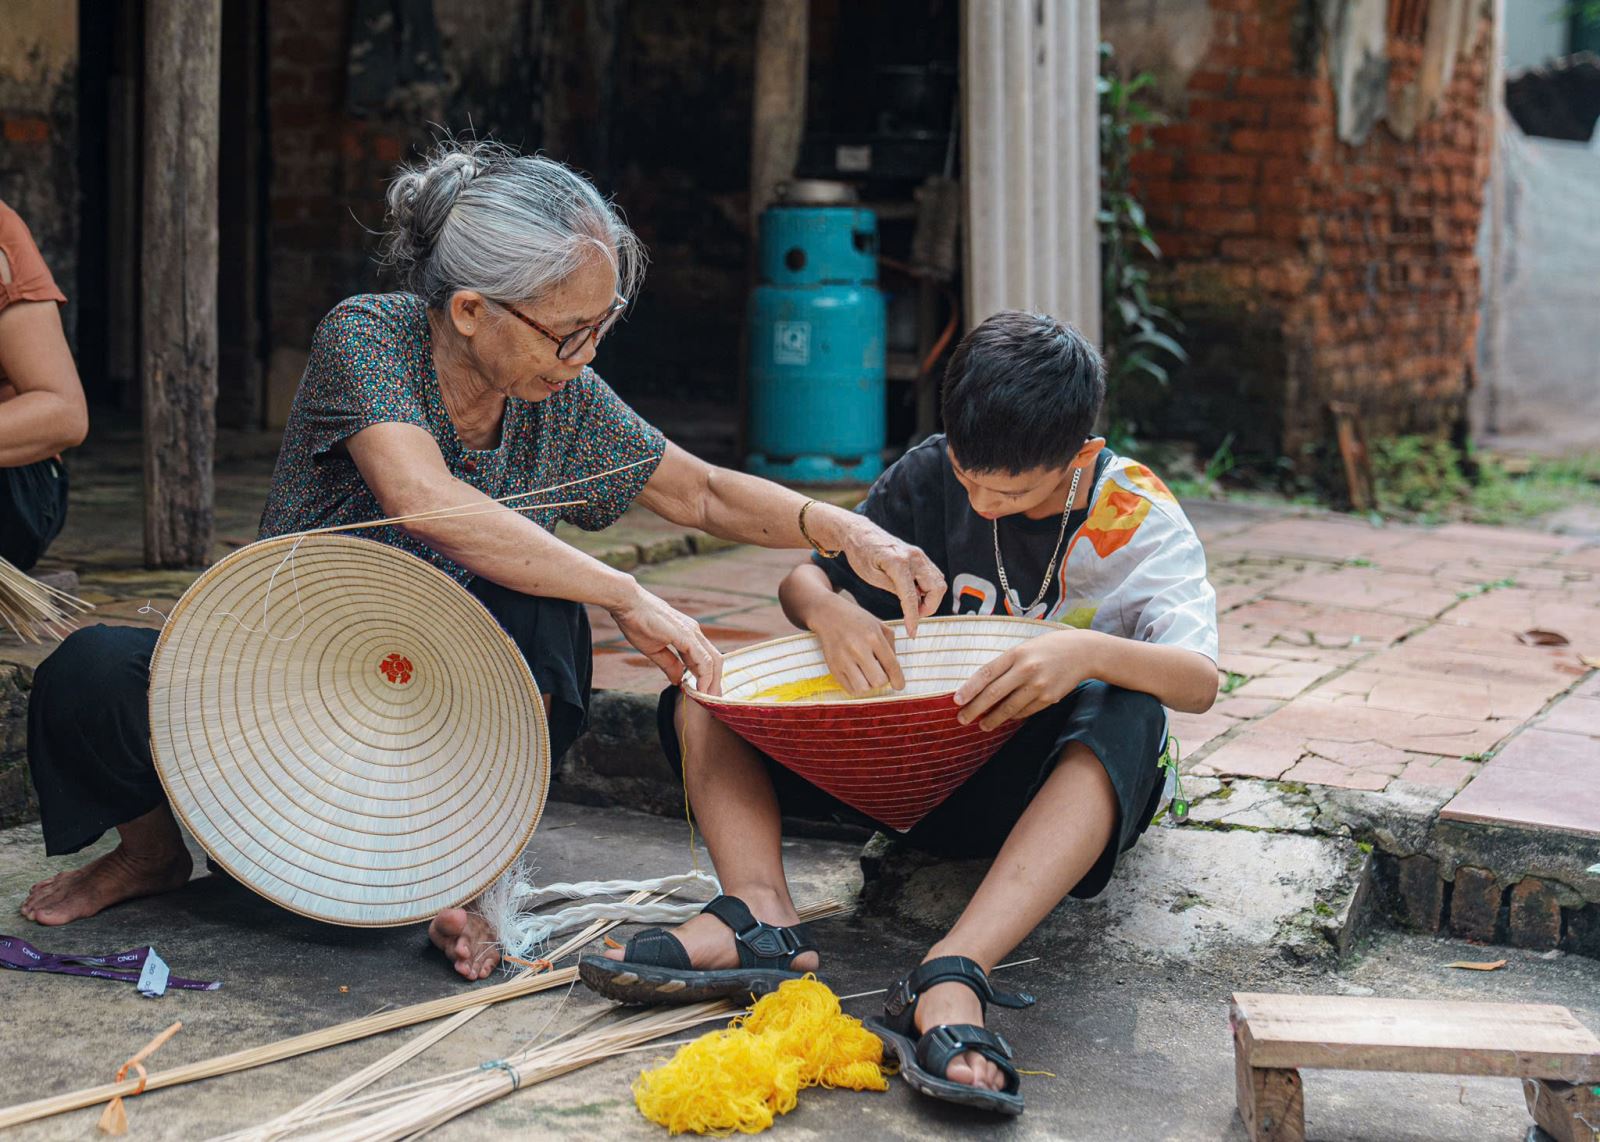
[
  {"x1": 866, "y1": 955, "x2": 1036, "y2": 1116},
  {"x1": 577, "y1": 894, "x2": 818, "y2": 1005}
]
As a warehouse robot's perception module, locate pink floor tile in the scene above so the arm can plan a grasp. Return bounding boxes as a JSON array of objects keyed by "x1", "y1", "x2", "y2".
[
  {"x1": 1299, "y1": 737, "x2": 1412, "y2": 774},
  {"x1": 1229, "y1": 660, "x2": 1335, "y2": 702},
  {"x1": 1480, "y1": 728, "x2": 1598, "y2": 779},
  {"x1": 1397, "y1": 758, "x2": 1479, "y2": 789},
  {"x1": 1306, "y1": 670, "x2": 1557, "y2": 721},
  {"x1": 1550, "y1": 546, "x2": 1600, "y2": 572},
  {"x1": 1250, "y1": 700, "x2": 1516, "y2": 758},
  {"x1": 591, "y1": 645, "x2": 676, "y2": 694},
  {"x1": 1197, "y1": 732, "x2": 1303, "y2": 779},
  {"x1": 634, "y1": 582, "x2": 782, "y2": 617},
  {"x1": 1280, "y1": 758, "x2": 1392, "y2": 791},
  {"x1": 1167, "y1": 709, "x2": 1238, "y2": 755},
  {"x1": 1218, "y1": 651, "x2": 1302, "y2": 677},
  {"x1": 1224, "y1": 598, "x2": 1422, "y2": 651},
  {"x1": 1425, "y1": 523, "x2": 1584, "y2": 554},
  {"x1": 698, "y1": 604, "x2": 799, "y2": 648},
  {"x1": 1441, "y1": 771, "x2": 1600, "y2": 838},
  {"x1": 1443, "y1": 589, "x2": 1600, "y2": 642},
  {"x1": 1265, "y1": 566, "x2": 1461, "y2": 618},
  {"x1": 636, "y1": 553, "x2": 790, "y2": 599},
  {"x1": 1210, "y1": 694, "x2": 1282, "y2": 720},
  {"x1": 1538, "y1": 696, "x2": 1600, "y2": 737},
  {"x1": 1219, "y1": 517, "x2": 1390, "y2": 560}
]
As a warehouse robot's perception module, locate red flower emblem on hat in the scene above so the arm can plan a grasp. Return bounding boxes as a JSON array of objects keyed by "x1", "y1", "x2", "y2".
[{"x1": 379, "y1": 653, "x2": 413, "y2": 685}]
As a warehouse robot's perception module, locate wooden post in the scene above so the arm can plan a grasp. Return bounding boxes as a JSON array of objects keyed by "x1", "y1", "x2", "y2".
[
  {"x1": 142, "y1": 0, "x2": 221, "y2": 568},
  {"x1": 1525, "y1": 1081, "x2": 1600, "y2": 1142},
  {"x1": 741, "y1": 0, "x2": 809, "y2": 464},
  {"x1": 748, "y1": 0, "x2": 808, "y2": 228},
  {"x1": 1234, "y1": 1023, "x2": 1306, "y2": 1142}
]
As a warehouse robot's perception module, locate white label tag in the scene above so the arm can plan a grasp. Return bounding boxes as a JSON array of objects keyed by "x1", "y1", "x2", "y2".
[
  {"x1": 137, "y1": 948, "x2": 170, "y2": 998},
  {"x1": 773, "y1": 321, "x2": 811, "y2": 366}
]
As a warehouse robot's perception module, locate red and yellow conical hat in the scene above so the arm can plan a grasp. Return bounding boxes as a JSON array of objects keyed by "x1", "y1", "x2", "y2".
[{"x1": 687, "y1": 616, "x2": 1056, "y2": 831}]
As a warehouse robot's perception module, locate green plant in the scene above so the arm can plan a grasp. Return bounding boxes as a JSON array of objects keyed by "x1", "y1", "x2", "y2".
[
  {"x1": 1371, "y1": 435, "x2": 1470, "y2": 517},
  {"x1": 1098, "y1": 43, "x2": 1186, "y2": 432},
  {"x1": 1370, "y1": 435, "x2": 1600, "y2": 523}
]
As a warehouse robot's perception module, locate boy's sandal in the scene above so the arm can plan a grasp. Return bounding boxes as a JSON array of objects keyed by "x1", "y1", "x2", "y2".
[
  {"x1": 865, "y1": 955, "x2": 1036, "y2": 1116},
  {"x1": 577, "y1": 894, "x2": 818, "y2": 1006}
]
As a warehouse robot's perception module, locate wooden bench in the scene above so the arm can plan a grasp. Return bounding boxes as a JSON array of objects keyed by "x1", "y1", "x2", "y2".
[{"x1": 1231, "y1": 993, "x2": 1600, "y2": 1142}]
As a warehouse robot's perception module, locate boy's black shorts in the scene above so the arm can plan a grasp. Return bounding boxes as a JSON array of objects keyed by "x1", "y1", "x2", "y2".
[{"x1": 657, "y1": 679, "x2": 1168, "y2": 900}]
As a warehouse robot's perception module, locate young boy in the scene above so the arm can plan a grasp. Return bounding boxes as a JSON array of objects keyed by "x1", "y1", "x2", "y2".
[{"x1": 581, "y1": 311, "x2": 1219, "y2": 1115}]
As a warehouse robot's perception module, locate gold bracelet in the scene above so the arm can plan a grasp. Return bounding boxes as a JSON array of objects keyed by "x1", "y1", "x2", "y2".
[{"x1": 797, "y1": 499, "x2": 842, "y2": 558}]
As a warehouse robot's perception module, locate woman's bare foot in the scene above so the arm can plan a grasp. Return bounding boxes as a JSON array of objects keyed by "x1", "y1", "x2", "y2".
[
  {"x1": 429, "y1": 908, "x2": 501, "y2": 980},
  {"x1": 21, "y1": 843, "x2": 192, "y2": 926},
  {"x1": 913, "y1": 958, "x2": 1009, "y2": 1091},
  {"x1": 600, "y1": 889, "x2": 819, "y2": 972}
]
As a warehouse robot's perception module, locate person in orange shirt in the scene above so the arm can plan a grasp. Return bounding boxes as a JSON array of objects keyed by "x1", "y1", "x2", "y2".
[{"x1": 0, "y1": 199, "x2": 88, "y2": 570}]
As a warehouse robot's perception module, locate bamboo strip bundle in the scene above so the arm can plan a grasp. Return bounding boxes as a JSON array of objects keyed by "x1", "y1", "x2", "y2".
[
  {"x1": 0, "y1": 557, "x2": 92, "y2": 643},
  {"x1": 221, "y1": 899, "x2": 849, "y2": 1141},
  {"x1": 0, "y1": 969, "x2": 578, "y2": 1130},
  {"x1": 302, "y1": 1000, "x2": 742, "y2": 1142},
  {"x1": 218, "y1": 890, "x2": 661, "y2": 1142}
]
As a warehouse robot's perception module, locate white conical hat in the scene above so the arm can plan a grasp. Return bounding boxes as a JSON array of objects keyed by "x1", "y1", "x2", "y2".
[{"x1": 149, "y1": 533, "x2": 549, "y2": 927}]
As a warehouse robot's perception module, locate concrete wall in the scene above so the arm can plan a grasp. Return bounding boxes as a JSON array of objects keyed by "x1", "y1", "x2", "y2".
[
  {"x1": 1102, "y1": 0, "x2": 1494, "y2": 466},
  {"x1": 0, "y1": 2, "x2": 79, "y2": 336},
  {"x1": 1503, "y1": 0, "x2": 1568, "y2": 73}
]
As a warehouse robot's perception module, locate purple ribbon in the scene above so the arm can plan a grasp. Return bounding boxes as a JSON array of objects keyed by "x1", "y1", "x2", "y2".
[{"x1": 0, "y1": 934, "x2": 220, "y2": 994}]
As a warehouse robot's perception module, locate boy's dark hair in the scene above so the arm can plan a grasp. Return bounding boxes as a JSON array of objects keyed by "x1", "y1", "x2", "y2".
[{"x1": 940, "y1": 310, "x2": 1106, "y2": 474}]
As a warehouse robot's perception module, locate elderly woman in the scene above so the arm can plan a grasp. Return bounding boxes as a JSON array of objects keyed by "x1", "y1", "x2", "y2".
[
  {"x1": 20, "y1": 142, "x2": 942, "y2": 979},
  {"x1": 0, "y1": 198, "x2": 89, "y2": 570}
]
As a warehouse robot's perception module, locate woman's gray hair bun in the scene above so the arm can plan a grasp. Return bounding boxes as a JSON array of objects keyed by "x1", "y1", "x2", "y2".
[{"x1": 379, "y1": 138, "x2": 645, "y2": 309}]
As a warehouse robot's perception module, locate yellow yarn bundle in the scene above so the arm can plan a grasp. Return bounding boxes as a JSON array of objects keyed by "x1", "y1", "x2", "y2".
[{"x1": 633, "y1": 976, "x2": 888, "y2": 1135}]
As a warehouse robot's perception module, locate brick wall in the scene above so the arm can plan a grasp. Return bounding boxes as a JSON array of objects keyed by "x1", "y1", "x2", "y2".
[
  {"x1": 1111, "y1": 0, "x2": 1493, "y2": 466},
  {"x1": 263, "y1": 0, "x2": 545, "y2": 421}
]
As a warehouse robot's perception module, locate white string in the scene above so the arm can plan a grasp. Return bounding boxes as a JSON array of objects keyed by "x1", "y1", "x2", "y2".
[
  {"x1": 137, "y1": 601, "x2": 172, "y2": 625},
  {"x1": 506, "y1": 871, "x2": 719, "y2": 908},
  {"x1": 215, "y1": 532, "x2": 311, "y2": 640},
  {"x1": 480, "y1": 863, "x2": 721, "y2": 960},
  {"x1": 207, "y1": 492, "x2": 589, "y2": 643},
  {"x1": 501, "y1": 901, "x2": 714, "y2": 958}
]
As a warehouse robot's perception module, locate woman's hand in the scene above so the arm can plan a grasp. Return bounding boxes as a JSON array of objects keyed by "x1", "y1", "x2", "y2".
[
  {"x1": 953, "y1": 629, "x2": 1099, "y2": 732},
  {"x1": 809, "y1": 594, "x2": 906, "y2": 697},
  {"x1": 610, "y1": 585, "x2": 725, "y2": 696},
  {"x1": 831, "y1": 516, "x2": 946, "y2": 635}
]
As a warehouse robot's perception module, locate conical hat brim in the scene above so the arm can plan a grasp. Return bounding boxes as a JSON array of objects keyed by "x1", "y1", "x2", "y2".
[{"x1": 149, "y1": 534, "x2": 549, "y2": 927}]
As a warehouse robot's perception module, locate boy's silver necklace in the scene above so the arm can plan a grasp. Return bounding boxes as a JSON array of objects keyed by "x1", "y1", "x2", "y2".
[{"x1": 992, "y1": 464, "x2": 1084, "y2": 611}]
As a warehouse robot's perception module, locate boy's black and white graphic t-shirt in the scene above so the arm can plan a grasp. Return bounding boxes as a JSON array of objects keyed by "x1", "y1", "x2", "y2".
[{"x1": 816, "y1": 435, "x2": 1219, "y2": 662}]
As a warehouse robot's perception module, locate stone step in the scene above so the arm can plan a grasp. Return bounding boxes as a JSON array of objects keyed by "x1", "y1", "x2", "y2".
[{"x1": 860, "y1": 824, "x2": 1374, "y2": 970}]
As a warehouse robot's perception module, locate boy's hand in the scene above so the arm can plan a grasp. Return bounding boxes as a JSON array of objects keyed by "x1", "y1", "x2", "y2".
[
  {"x1": 809, "y1": 594, "x2": 907, "y2": 697},
  {"x1": 953, "y1": 629, "x2": 1099, "y2": 731}
]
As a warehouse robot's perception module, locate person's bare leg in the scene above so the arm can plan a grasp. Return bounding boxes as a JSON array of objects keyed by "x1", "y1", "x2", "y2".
[
  {"x1": 602, "y1": 694, "x2": 817, "y2": 970},
  {"x1": 912, "y1": 742, "x2": 1117, "y2": 1091},
  {"x1": 21, "y1": 804, "x2": 193, "y2": 925}
]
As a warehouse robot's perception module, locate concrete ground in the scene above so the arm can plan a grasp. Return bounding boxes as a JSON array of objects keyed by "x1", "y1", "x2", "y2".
[
  {"x1": 3, "y1": 800, "x2": 1598, "y2": 1141},
  {"x1": 1, "y1": 428, "x2": 1599, "y2": 1138}
]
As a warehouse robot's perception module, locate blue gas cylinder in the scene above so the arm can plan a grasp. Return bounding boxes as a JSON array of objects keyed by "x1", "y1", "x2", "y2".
[{"x1": 746, "y1": 200, "x2": 886, "y2": 483}]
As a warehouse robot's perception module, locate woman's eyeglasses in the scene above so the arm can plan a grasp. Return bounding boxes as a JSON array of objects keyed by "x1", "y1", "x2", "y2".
[{"x1": 502, "y1": 296, "x2": 627, "y2": 361}]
